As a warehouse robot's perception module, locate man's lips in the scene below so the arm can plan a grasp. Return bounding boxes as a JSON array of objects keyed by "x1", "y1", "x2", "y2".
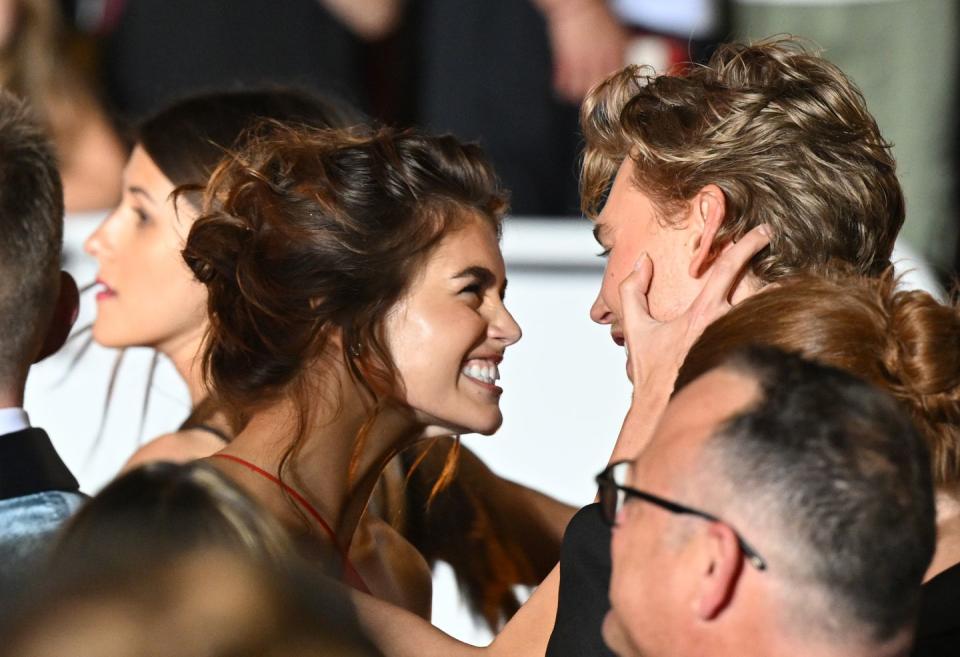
[{"x1": 611, "y1": 332, "x2": 625, "y2": 347}]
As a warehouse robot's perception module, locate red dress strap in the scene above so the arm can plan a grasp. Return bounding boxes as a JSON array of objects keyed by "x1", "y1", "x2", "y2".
[{"x1": 211, "y1": 453, "x2": 370, "y2": 593}]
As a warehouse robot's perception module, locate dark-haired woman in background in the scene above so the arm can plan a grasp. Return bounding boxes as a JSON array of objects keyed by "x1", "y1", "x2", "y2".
[
  {"x1": 84, "y1": 89, "x2": 355, "y2": 469},
  {"x1": 183, "y1": 124, "x2": 523, "y2": 612}
]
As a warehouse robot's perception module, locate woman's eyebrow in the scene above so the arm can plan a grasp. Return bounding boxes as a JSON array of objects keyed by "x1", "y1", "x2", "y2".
[
  {"x1": 452, "y1": 266, "x2": 496, "y2": 286},
  {"x1": 129, "y1": 186, "x2": 156, "y2": 205},
  {"x1": 454, "y1": 266, "x2": 510, "y2": 299}
]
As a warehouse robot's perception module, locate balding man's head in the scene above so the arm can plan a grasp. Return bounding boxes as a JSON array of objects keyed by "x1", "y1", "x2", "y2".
[{"x1": 604, "y1": 346, "x2": 935, "y2": 657}]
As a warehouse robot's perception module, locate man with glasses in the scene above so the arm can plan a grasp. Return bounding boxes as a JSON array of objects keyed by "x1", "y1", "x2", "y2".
[{"x1": 600, "y1": 346, "x2": 935, "y2": 657}]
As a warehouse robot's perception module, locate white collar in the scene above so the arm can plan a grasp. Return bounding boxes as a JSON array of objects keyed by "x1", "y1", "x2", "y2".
[{"x1": 0, "y1": 407, "x2": 30, "y2": 436}]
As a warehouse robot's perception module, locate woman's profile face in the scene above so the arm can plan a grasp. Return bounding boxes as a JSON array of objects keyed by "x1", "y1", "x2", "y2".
[
  {"x1": 384, "y1": 216, "x2": 522, "y2": 436},
  {"x1": 84, "y1": 145, "x2": 208, "y2": 355}
]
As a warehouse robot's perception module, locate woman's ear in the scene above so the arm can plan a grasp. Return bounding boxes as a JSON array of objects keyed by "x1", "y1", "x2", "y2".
[
  {"x1": 688, "y1": 185, "x2": 727, "y2": 279},
  {"x1": 34, "y1": 271, "x2": 79, "y2": 363}
]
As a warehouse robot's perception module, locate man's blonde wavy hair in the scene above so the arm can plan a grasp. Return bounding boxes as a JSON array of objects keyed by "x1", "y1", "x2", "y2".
[{"x1": 580, "y1": 37, "x2": 904, "y2": 282}]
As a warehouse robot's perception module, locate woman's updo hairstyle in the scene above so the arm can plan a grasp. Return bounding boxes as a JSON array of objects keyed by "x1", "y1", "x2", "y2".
[
  {"x1": 183, "y1": 124, "x2": 507, "y2": 436},
  {"x1": 676, "y1": 271, "x2": 960, "y2": 487}
]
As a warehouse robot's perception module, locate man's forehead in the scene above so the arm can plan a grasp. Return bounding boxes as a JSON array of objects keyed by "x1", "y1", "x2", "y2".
[{"x1": 634, "y1": 368, "x2": 759, "y2": 480}]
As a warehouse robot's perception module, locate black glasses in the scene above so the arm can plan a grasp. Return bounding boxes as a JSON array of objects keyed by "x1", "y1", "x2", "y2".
[{"x1": 595, "y1": 460, "x2": 768, "y2": 571}]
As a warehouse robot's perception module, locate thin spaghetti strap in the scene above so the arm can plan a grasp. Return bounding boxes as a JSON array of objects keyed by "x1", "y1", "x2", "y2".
[
  {"x1": 210, "y1": 453, "x2": 370, "y2": 593},
  {"x1": 183, "y1": 423, "x2": 231, "y2": 444}
]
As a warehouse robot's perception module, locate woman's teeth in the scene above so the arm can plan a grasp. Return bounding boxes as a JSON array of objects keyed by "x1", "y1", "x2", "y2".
[{"x1": 461, "y1": 359, "x2": 500, "y2": 385}]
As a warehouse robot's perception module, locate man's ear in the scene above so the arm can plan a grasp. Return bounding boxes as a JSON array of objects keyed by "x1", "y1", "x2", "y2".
[
  {"x1": 34, "y1": 271, "x2": 79, "y2": 363},
  {"x1": 688, "y1": 185, "x2": 726, "y2": 279},
  {"x1": 695, "y1": 522, "x2": 744, "y2": 621}
]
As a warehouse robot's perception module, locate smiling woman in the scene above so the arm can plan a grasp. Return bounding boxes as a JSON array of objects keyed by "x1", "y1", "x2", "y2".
[
  {"x1": 385, "y1": 220, "x2": 519, "y2": 437},
  {"x1": 181, "y1": 123, "x2": 522, "y2": 608}
]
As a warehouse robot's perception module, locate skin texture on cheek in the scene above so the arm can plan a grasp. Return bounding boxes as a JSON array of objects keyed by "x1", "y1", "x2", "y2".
[
  {"x1": 592, "y1": 158, "x2": 703, "y2": 325},
  {"x1": 381, "y1": 220, "x2": 516, "y2": 436},
  {"x1": 86, "y1": 146, "x2": 208, "y2": 353}
]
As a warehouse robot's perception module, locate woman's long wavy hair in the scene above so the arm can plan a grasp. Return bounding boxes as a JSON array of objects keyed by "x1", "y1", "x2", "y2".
[{"x1": 182, "y1": 123, "x2": 507, "y2": 487}]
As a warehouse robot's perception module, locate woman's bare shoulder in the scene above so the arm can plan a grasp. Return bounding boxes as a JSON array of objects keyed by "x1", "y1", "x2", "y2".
[{"x1": 121, "y1": 429, "x2": 228, "y2": 472}]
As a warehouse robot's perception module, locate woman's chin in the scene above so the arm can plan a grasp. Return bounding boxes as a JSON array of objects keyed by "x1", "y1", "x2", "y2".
[{"x1": 418, "y1": 413, "x2": 503, "y2": 439}]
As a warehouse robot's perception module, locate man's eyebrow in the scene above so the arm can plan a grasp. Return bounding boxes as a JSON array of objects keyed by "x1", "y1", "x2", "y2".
[{"x1": 129, "y1": 186, "x2": 156, "y2": 204}]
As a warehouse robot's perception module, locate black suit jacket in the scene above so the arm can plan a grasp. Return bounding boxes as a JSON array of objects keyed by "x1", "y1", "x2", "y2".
[{"x1": 0, "y1": 427, "x2": 80, "y2": 501}]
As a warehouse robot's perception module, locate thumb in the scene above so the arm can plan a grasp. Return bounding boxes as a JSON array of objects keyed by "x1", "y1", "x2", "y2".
[{"x1": 619, "y1": 252, "x2": 654, "y2": 323}]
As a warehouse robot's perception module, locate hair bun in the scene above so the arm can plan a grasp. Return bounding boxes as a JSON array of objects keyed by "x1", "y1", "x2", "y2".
[
  {"x1": 183, "y1": 212, "x2": 252, "y2": 286},
  {"x1": 884, "y1": 288, "x2": 960, "y2": 399},
  {"x1": 880, "y1": 285, "x2": 960, "y2": 483}
]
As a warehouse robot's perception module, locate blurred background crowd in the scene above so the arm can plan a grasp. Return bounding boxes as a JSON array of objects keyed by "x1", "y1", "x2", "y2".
[{"x1": 7, "y1": 0, "x2": 958, "y2": 281}]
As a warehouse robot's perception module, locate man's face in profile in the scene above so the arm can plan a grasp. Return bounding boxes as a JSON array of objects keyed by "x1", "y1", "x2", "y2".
[{"x1": 603, "y1": 368, "x2": 757, "y2": 657}]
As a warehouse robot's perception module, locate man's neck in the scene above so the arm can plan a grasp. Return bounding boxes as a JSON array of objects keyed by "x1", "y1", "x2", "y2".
[
  {"x1": 0, "y1": 381, "x2": 25, "y2": 409},
  {"x1": 728, "y1": 620, "x2": 915, "y2": 657}
]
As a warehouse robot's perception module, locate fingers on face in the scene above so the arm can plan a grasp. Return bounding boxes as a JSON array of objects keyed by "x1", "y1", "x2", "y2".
[
  {"x1": 619, "y1": 253, "x2": 654, "y2": 317},
  {"x1": 699, "y1": 224, "x2": 771, "y2": 305}
]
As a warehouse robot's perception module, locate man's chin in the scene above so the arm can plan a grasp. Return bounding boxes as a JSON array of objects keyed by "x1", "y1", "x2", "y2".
[{"x1": 601, "y1": 609, "x2": 639, "y2": 657}]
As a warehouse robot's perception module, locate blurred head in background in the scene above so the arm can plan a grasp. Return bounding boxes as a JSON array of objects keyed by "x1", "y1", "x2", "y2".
[
  {"x1": 49, "y1": 460, "x2": 297, "y2": 569},
  {"x1": 0, "y1": 0, "x2": 125, "y2": 212},
  {"x1": 2, "y1": 546, "x2": 380, "y2": 657}
]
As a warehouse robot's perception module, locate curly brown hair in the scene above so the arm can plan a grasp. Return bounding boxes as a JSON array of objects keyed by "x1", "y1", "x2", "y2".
[
  {"x1": 182, "y1": 123, "x2": 507, "y2": 470},
  {"x1": 581, "y1": 37, "x2": 903, "y2": 282}
]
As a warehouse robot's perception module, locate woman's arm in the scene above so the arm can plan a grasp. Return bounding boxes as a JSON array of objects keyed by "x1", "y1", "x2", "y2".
[{"x1": 352, "y1": 564, "x2": 561, "y2": 657}]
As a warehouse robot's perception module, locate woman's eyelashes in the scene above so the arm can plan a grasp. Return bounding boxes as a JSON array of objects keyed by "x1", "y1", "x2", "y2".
[
  {"x1": 458, "y1": 281, "x2": 484, "y2": 298},
  {"x1": 132, "y1": 206, "x2": 150, "y2": 224},
  {"x1": 596, "y1": 245, "x2": 612, "y2": 258}
]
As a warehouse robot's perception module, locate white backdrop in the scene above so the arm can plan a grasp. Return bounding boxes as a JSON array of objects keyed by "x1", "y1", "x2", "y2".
[{"x1": 25, "y1": 214, "x2": 941, "y2": 645}]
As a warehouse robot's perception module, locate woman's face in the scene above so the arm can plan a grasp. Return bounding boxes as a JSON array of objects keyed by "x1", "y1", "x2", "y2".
[
  {"x1": 384, "y1": 217, "x2": 522, "y2": 436},
  {"x1": 84, "y1": 146, "x2": 208, "y2": 356}
]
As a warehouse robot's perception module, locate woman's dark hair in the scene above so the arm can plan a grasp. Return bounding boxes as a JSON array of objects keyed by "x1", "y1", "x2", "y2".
[
  {"x1": 110, "y1": 89, "x2": 359, "y2": 435},
  {"x1": 182, "y1": 124, "x2": 507, "y2": 472},
  {"x1": 138, "y1": 88, "x2": 358, "y2": 195}
]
